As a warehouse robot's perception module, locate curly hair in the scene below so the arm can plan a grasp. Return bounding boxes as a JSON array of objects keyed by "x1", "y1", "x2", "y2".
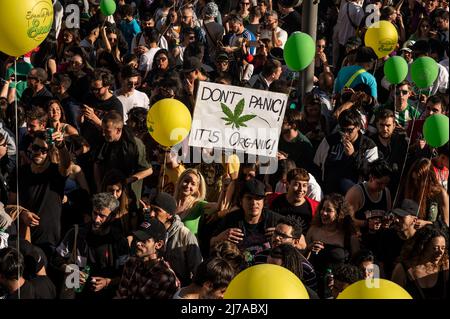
[
  {"x1": 332, "y1": 264, "x2": 364, "y2": 284},
  {"x1": 399, "y1": 225, "x2": 449, "y2": 269},
  {"x1": 312, "y1": 193, "x2": 355, "y2": 231},
  {"x1": 211, "y1": 241, "x2": 247, "y2": 274}
]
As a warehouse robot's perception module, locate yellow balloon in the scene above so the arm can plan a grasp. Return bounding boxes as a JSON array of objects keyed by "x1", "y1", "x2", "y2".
[
  {"x1": 146, "y1": 98, "x2": 192, "y2": 147},
  {"x1": 364, "y1": 21, "x2": 398, "y2": 58},
  {"x1": 0, "y1": 0, "x2": 54, "y2": 57},
  {"x1": 337, "y1": 279, "x2": 413, "y2": 299},
  {"x1": 224, "y1": 264, "x2": 309, "y2": 299}
]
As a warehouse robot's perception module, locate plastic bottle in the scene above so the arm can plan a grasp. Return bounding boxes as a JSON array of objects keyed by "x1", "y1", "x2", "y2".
[
  {"x1": 75, "y1": 265, "x2": 90, "y2": 293},
  {"x1": 323, "y1": 268, "x2": 334, "y2": 299}
]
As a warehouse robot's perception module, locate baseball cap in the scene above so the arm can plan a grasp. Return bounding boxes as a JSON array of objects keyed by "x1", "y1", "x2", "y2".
[
  {"x1": 346, "y1": 36, "x2": 362, "y2": 48},
  {"x1": 182, "y1": 56, "x2": 203, "y2": 73},
  {"x1": 133, "y1": 218, "x2": 167, "y2": 242},
  {"x1": 241, "y1": 179, "x2": 266, "y2": 198},
  {"x1": 152, "y1": 192, "x2": 177, "y2": 216},
  {"x1": 392, "y1": 199, "x2": 419, "y2": 217},
  {"x1": 204, "y1": 2, "x2": 219, "y2": 18},
  {"x1": 216, "y1": 52, "x2": 229, "y2": 62},
  {"x1": 364, "y1": 210, "x2": 386, "y2": 220},
  {"x1": 400, "y1": 40, "x2": 415, "y2": 53}
]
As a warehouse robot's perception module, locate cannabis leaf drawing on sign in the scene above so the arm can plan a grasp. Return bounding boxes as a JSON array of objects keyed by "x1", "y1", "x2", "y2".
[{"x1": 221, "y1": 98, "x2": 256, "y2": 129}]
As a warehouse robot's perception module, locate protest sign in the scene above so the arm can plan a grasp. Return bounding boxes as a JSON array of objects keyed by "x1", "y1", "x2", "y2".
[{"x1": 189, "y1": 82, "x2": 288, "y2": 157}]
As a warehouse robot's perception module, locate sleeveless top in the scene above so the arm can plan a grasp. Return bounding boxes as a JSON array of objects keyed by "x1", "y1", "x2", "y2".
[
  {"x1": 354, "y1": 182, "x2": 389, "y2": 221},
  {"x1": 401, "y1": 263, "x2": 448, "y2": 300}
]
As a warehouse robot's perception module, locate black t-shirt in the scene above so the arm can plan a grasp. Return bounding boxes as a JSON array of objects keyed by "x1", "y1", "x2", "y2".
[
  {"x1": 21, "y1": 86, "x2": 53, "y2": 111},
  {"x1": 6, "y1": 277, "x2": 56, "y2": 299},
  {"x1": 12, "y1": 163, "x2": 67, "y2": 249},
  {"x1": 214, "y1": 208, "x2": 282, "y2": 260},
  {"x1": 279, "y1": 10, "x2": 302, "y2": 35},
  {"x1": 270, "y1": 193, "x2": 312, "y2": 232},
  {"x1": 81, "y1": 94, "x2": 124, "y2": 153}
]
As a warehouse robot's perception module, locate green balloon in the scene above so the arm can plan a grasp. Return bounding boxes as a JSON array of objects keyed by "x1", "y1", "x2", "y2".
[
  {"x1": 283, "y1": 32, "x2": 316, "y2": 71},
  {"x1": 423, "y1": 114, "x2": 449, "y2": 148},
  {"x1": 100, "y1": 0, "x2": 116, "y2": 16},
  {"x1": 411, "y1": 57, "x2": 439, "y2": 88},
  {"x1": 384, "y1": 56, "x2": 408, "y2": 84}
]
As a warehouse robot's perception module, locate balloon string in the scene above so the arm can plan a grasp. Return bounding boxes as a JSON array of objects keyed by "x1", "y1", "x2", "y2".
[
  {"x1": 14, "y1": 58, "x2": 21, "y2": 300},
  {"x1": 392, "y1": 88, "x2": 420, "y2": 208},
  {"x1": 159, "y1": 148, "x2": 169, "y2": 194}
]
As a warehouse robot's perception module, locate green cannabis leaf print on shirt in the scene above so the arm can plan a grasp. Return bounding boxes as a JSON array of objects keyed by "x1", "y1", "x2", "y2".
[{"x1": 221, "y1": 98, "x2": 256, "y2": 129}]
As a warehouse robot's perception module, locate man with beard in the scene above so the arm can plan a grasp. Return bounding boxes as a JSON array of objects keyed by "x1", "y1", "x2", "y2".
[
  {"x1": 21, "y1": 68, "x2": 53, "y2": 111},
  {"x1": 210, "y1": 179, "x2": 282, "y2": 263},
  {"x1": 81, "y1": 68, "x2": 123, "y2": 154},
  {"x1": 116, "y1": 218, "x2": 179, "y2": 299},
  {"x1": 369, "y1": 109, "x2": 408, "y2": 192},
  {"x1": 53, "y1": 193, "x2": 129, "y2": 299},
  {"x1": 375, "y1": 199, "x2": 420, "y2": 279},
  {"x1": 9, "y1": 130, "x2": 71, "y2": 258}
]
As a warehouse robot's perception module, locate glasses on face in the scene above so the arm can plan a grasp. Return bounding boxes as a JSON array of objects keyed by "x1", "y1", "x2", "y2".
[
  {"x1": 91, "y1": 86, "x2": 103, "y2": 93},
  {"x1": 341, "y1": 126, "x2": 356, "y2": 134},
  {"x1": 273, "y1": 230, "x2": 295, "y2": 239},
  {"x1": 395, "y1": 89, "x2": 409, "y2": 96},
  {"x1": 31, "y1": 144, "x2": 49, "y2": 154}
]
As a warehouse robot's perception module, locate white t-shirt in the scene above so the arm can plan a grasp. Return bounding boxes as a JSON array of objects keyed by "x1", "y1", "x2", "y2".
[
  {"x1": 260, "y1": 27, "x2": 288, "y2": 49},
  {"x1": 115, "y1": 89, "x2": 150, "y2": 122}
]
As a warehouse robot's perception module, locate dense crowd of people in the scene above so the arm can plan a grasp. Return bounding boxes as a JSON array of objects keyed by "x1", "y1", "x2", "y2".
[{"x1": 0, "y1": 0, "x2": 448, "y2": 299}]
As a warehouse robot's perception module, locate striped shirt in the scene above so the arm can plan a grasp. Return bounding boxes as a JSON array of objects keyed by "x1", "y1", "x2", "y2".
[
  {"x1": 396, "y1": 103, "x2": 421, "y2": 128},
  {"x1": 228, "y1": 28, "x2": 257, "y2": 55}
]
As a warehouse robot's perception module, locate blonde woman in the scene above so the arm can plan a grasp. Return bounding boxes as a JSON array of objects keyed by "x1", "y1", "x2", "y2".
[{"x1": 174, "y1": 168, "x2": 216, "y2": 236}]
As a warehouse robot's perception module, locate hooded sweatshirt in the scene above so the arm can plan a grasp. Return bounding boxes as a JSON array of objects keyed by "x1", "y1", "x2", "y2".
[{"x1": 164, "y1": 215, "x2": 203, "y2": 286}]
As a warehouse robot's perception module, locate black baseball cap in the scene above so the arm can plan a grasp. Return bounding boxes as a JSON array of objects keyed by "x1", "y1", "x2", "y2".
[
  {"x1": 182, "y1": 56, "x2": 203, "y2": 73},
  {"x1": 241, "y1": 178, "x2": 266, "y2": 198},
  {"x1": 152, "y1": 192, "x2": 177, "y2": 216},
  {"x1": 392, "y1": 199, "x2": 419, "y2": 217},
  {"x1": 133, "y1": 218, "x2": 167, "y2": 242}
]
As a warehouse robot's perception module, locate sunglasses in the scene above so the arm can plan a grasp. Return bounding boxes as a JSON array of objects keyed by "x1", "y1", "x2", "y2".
[
  {"x1": 395, "y1": 90, "x2": 409, "y2": 96},
  {"x1": 31, "y1": 144, "x2": 49, "y2": 154},
  {"x1": 91, "y1": 86, "x2": 103, "y2": 93},
  {"x1": 340, "y1": 126, "x2": 356, "y2": 134},
  {"x1": 273, "y1": 230, "x2": 295, "y2": 239}
]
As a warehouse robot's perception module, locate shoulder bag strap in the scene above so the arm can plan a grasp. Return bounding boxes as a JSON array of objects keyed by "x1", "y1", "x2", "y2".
[{"x1": 344, "y1": 68, "x2": 367, "y2": 89}]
